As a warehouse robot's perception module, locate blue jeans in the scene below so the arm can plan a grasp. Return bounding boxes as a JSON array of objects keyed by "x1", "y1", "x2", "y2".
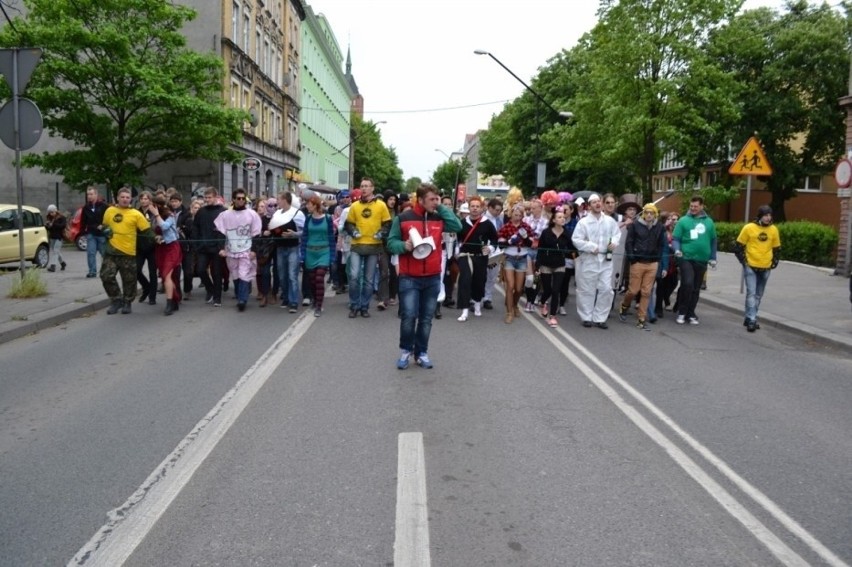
[
  {"x1": 398, "y1": 275, "x2": 441, "y2": 356},
  {"x1": 276, "y1": 246, "x2": 300, "y2": 306},
  {"x1": 348, "y1": 252, "x2": 378, "y2": 310},
  {"x1": 744, "y1": 265, "x2": 770, "y2": 322},
  {"x1": 86, "y1": 234, "x2": 106, "y2": 274}
]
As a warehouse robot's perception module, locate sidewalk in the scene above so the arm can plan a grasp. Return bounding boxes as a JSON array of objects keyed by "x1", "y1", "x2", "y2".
[{"x1": 1, "y1": 249, "x2": 851, "y2": 353}]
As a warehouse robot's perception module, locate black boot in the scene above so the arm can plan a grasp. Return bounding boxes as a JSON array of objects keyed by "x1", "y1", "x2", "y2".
[
  {"x1": 434, "y1": 304, "x2": 442, "y2": 319},
  {"x1": 164, "y1": 299, "x2": 174, "y2": 316},
  {"x1": 60, "y1": 261, "x2": 66, "y2": 271},
  {"x1": 106, "y1": 300, "x2": 122, "y2": 315},
  {"x1": 121, "y1": 300, "x2": 132, "y2": 314}
]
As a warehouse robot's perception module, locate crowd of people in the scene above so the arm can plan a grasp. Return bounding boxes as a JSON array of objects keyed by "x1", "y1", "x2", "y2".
[{"x1": 70, "y1": 180, "x2": 782, "y2": 366}]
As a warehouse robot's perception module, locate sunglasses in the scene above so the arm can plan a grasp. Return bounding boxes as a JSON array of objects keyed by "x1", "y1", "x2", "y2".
[{"x1": 234, "y1": 196, "x2": 246, "y2": 201}]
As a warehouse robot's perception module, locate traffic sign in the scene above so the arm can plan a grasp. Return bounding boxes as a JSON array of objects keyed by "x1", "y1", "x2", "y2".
[
  {"x1": 242, "y1": 157, "x2": 262, "y2": 171},
  {"x1": 834, "y1": 158, "x2": 852, "y2": 188},
  {"x1": 0, "y1": 97, "x2": 43, "y2": 150},
  {"x1": 0, "y1": 48, "x2": 42, "y2": 93},
  {"x1": 729, "y1": 137, "x2": 772, "y2": 176}
]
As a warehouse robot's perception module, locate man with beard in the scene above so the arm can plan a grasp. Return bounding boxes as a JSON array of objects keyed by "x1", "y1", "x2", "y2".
[
  {"x1": 344, "y1": 177, "x2": 392, "y2": 318},
  {"x1": 214, "y1": 188, "x2": 262, "y2": 311},
  {"x1": 454, "y1": 197, "x2": 499, "y2": 322}
]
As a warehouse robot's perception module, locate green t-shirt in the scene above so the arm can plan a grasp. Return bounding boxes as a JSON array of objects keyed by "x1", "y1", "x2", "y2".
[{"x1": 673, "y1": 213, "x2": 716, "y2": 263}]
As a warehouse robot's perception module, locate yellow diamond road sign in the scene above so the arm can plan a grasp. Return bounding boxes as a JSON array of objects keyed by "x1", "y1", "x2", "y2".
[{"x1": 729, "y1": 137, "x2": 772, "y2": 176}]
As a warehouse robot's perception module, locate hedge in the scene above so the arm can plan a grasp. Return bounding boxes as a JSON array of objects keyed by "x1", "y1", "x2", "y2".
[{"x1": 714, "y1": 221, "x2": 838, "y2": 267}]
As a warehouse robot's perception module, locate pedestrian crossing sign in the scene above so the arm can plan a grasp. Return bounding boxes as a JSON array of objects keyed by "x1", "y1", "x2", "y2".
[{"x1": 729, "y1": 137, "x2": 772, "y2": 176}]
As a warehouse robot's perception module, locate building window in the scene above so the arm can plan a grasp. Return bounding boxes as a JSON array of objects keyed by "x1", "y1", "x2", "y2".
[
  {"x1": 243, "y1": 14, "x2": 250, "y2": 53},
  {"x1": 798, "y1": 175, "x2": 822, "y2": 192},
  {"x1": 255, "y1": 30, "x2": 261, "y2": 64},
  {"x1": 264, "y1": 36, "x2": 271, "y2": 76},
  {"x1": 230, "y1": 80, "x2": 240, "y2": 109},
  {"x1": 232, "y1": 2, "x2": 240, "y2": 45}
]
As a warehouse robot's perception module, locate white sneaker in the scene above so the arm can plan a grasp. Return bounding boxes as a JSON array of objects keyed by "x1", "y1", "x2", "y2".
[
  {"x1": 676, "y1": 314, "x2": 685, "y2": 324},
  {"x1": 558, "y1": 306, "x2": 567, "y2": 316},
  {"x1": 457, "y1": 309, "x2": 469, "y2": 322},
  {"x1": 688, "y1": 317, "x2": 699, "y2": 325},
  {"x1": 473, "y1": 302, "x2": 482, "y2": 317},
  {"x1": 302, "y1": 298, "x2": 311, "y2": 306}
]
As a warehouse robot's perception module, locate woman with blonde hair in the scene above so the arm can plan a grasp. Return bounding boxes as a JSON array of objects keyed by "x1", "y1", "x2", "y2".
[{"x1": 496, "y1": 203, "x2": 533, "y2": 323}]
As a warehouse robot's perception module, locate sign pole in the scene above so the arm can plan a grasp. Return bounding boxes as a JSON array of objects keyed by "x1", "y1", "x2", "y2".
[
  {"x1": 13, "y1": 48, "x2": 26, "y2": 277},
  {"x1": 743, "y1": 174, "x2": 752, "y2": 224}
]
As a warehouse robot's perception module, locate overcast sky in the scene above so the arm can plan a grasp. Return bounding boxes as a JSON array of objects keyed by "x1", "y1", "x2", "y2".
[{"x1": 309, "y1": 0, "x2": 787, "y2": 185}]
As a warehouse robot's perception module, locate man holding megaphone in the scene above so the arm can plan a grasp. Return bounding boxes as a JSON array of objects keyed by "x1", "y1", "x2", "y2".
[{"x1": 387, "y1": 183, "x2": 462, "y2": 370}]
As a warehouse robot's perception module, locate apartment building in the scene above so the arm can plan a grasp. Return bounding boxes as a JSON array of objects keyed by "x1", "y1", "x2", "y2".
[{"x1": 298, "y1": 6, "x2": 354, "y2": 189}]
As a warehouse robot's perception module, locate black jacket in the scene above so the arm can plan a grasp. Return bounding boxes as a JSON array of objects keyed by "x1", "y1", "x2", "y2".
[
  {"x1": 193, "y1": 204, "x2": 226, "y2": 253},
  {"x1": 81, "y1": 201, "x2": 108, "y2": 236},
  {"x1": 536, "y1": 227, "x2": 573, "y2": 269},
  {"x1": 625, "y1": 218, "x2": 666, "y2": 263},
  {"x1": 458, "y1": 216, "x2": 498, "y2": 255}
]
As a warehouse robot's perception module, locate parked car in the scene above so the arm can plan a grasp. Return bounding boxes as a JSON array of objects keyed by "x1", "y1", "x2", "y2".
[
  {"x1": 0, "y1": 204, "x2": 49, "y2": 267},
  {"x1": 65, "y1": 206, "x2": 86, "y2": 251}
]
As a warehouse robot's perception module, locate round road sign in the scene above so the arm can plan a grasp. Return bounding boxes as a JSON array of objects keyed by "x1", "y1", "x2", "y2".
[{"x1": 834, "y1": 158, "x2": 852, "y2": 188}]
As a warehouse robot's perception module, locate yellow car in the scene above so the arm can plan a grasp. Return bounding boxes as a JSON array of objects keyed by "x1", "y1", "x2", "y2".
[{"x1": 0, "y1": 204, "x2": 50, "y2": 268}]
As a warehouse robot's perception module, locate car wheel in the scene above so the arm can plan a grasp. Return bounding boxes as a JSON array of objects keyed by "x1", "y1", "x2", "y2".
[
  {"x1": 33, "y1": 243, "x2": 49, "y2": 268},
  {"x1": 76, "y1": 234, "x2": 87, "y2": 251}
]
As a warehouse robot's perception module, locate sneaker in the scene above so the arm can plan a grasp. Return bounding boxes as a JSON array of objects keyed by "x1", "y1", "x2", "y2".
[
  {"x1": 676, "y1": 314, "x2": 686, "y2": 325},
  {"x1": 213, "y1": 302, "x2": 222, "y2": 307},
  {"x1": 288, "y1": 304, "x2": 298, "y2": 313},
  {"x1": 524, "y1": 302, "x2": 534, "y2": 313},
  {"x1": 47, "y1": 265, "x2": 56, "y2": 272},
  {"x1": 618, "y1": 304, "x2": 628, "y2": 322},
  {"x1": 206, "y1": 294, "x2": 214, "y2": 304},
  {"x1": 397, "y1": 350, "x2": 411, "y2": 370},
  {"x1": 302, "y1": 297, "x2": 311, "y2": 306},
  {"x1": 688, "y1": 317, "x2": 699, "y2": 325},
  {"x1": 106, "y1": 300, "x2": 122, "y2": 315},
  {"x1": 86, "y1": 272, "x2": 97, "y2": 278},
  {"x1": 360, "y1": 309, "x2": 370, "y2": 318},
  {"x1": 636, "y1": 320, "x2": 650, "y2": 331},
  {"x1": 539, "y1": 304, "x2": 547, "y2": 318},
  {"x1": 60, "y1": 261, "x2": 66, "y2": 271},
  {"x1": 595, "y1": 322, "x2": 608, "y2": 329},
  {"x1": 746, "y1": 319, "x2": 756, "y2": 332},
  {"x1": 314, "y1": 308, "x2": 322, "y2": 317},
  {"x1": 237, "y1": 302, "x2": 246, "y2": 312},
  {"x1": 348, "y1": 308, "x2": 358, "y2": 318},
  {"x1": 473, "y1": 302, "x2": 482, "y2": 317},
  {"x1": 377, "y1": 301, "x2": 387, "y2": 311},
  {"x1": 457, "y1": 311, "x2": 469, "y2": 322},
  {"x1": 582, "y1": 320, "x2": 593, "y2": 328},
  {"x1": 483, "y1": 300, "x2": 493, "y2": 310},
  {"x1": 548, "y1": 316, "x2": 558, "y2": 328},
  {"x1": 558, "y1": 306, "x2": 567, "y2": 316},
  {"x1": 416, "y1": 353, "x2": 433, "y2": 369}
]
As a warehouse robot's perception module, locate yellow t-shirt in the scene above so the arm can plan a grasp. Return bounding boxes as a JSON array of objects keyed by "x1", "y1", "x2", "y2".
[
  {"x1": 346, "y1": 199, "x2": 391, "y2": 245},
  {"x1": 103, "y1": 206, "x2": 151, "y2": 256},
  {"x1": 736, "y1": 222, "x2": 780, "y2": 269}
]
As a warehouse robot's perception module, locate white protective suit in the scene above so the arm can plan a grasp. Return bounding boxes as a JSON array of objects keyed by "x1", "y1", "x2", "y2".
[{"x1": 571, "y1": 212, "x2": 621, "y2": 323}]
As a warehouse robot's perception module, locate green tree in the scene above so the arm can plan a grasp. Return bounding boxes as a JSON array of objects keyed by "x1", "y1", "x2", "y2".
[
  {"x1": 351, "y1": 114, "x2": 403, "y2": 192},
  {"x1": 403, "y1": 176, "x2": 421, "y2": 194},
  {"x1": 557, "y1": 0, "x2": 741, "y2": 202},
  {"x1": 708, "y1": 2, "x2": 849, "y2": 220},
  {"x1": 0, "y1": 0, "x2": 247, "y2": 197},
  {"x1": 430, "y1": 157, "x2": 471, "y2": 198}
]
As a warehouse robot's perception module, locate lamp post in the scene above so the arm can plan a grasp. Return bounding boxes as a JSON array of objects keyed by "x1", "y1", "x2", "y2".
[{"x1": 474, "y1": 49, "x2": 572, "y2": 191}]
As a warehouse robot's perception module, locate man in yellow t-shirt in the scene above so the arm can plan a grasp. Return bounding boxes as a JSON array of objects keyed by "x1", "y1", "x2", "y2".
[
  {"x1": 343, "y1": 177, "x2": 391, "y2": 317},
  {"x1": 100, "y1": 186, "x2": 153, "y2": 314},
  {"x1": 734, "y1": 205, "x2": 781, "y2": 332}
]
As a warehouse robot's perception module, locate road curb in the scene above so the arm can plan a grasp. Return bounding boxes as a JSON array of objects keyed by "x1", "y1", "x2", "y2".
[
  {"x1": 700, "y1": 295, "x2": 852, "y2": 355},
  {"x1": 0, "y1": 296, "x2": 110, "y2": 345}
]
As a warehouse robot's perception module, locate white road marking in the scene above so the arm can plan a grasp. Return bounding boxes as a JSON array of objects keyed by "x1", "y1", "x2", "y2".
[
  {"x1": 534, "y1": 320, "x2": 849, "y2": 567},
  {"x1": 68, "y1": 311, "x2": 317, "y2": 566},
  {"x1": 395, "y1": 432, "x2": 431, "y2": 567}
]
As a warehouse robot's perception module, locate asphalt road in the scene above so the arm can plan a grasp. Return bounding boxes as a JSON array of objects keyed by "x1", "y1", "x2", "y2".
[{"x1": 0, "y1": 289, "x2": 850, "y2": 566}]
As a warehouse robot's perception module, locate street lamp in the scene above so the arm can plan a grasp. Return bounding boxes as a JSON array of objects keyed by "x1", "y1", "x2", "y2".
[{"x1": 474, "y1": 49, "x2": 571, "y2": 190}]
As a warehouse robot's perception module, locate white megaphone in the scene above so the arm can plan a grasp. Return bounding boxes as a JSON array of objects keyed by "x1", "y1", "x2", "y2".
[{"x1": 409, "y1": 227, "x2": 436, "y2": 260}]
